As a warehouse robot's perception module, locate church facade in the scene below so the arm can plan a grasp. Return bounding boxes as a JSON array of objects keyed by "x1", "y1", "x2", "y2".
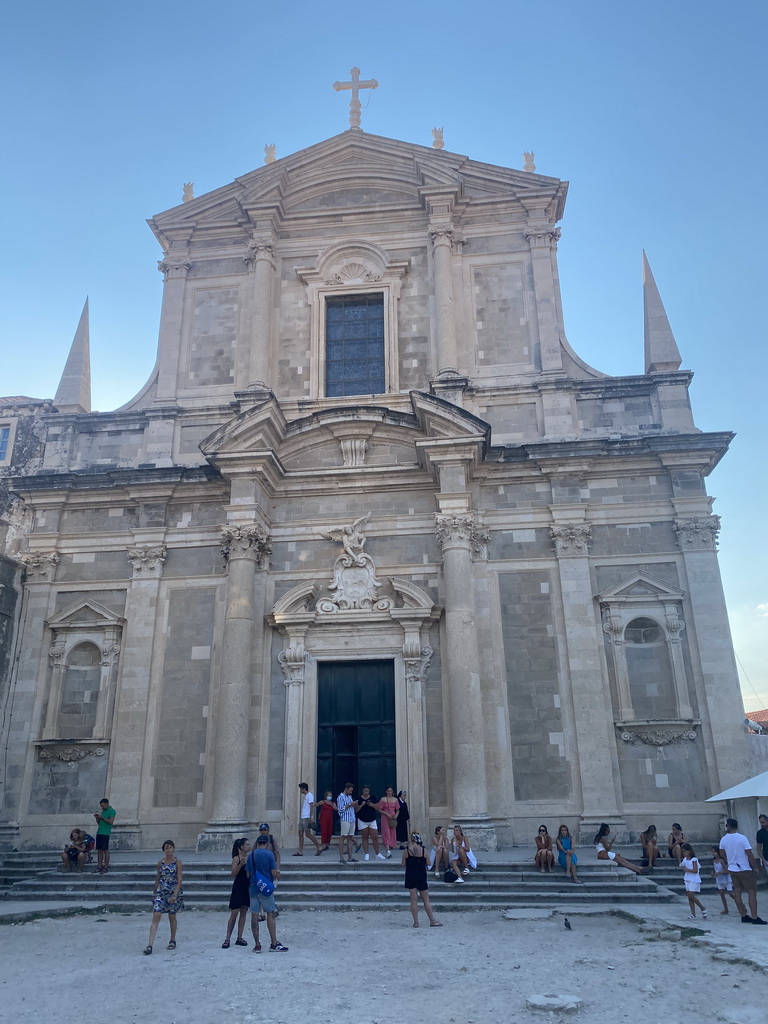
[{"x1": 0, "y1": 129, "x2": 756, "y2": 851}]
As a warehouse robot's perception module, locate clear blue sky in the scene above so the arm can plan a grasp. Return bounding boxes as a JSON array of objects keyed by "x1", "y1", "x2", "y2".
[{"x1": 1, "y1": 1, "x2": 766, "y2": 709}]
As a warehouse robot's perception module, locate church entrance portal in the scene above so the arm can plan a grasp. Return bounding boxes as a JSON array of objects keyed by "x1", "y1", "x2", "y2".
[{"x1": 316, "y1": 660, "x2": 395, "y2": 803}]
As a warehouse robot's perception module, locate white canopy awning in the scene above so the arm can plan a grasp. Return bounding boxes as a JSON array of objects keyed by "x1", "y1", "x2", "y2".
[{"x1": 706, "y1": 770, "x2": 768, "y2": 802}]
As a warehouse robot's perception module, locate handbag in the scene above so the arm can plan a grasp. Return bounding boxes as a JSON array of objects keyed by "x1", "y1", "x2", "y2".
[
  {"x1": 443, "y1": 868, "x2": 458, "y2": 883},
  {"x1": 254, "y1": 871, "x2": 275, "y2": 896}
]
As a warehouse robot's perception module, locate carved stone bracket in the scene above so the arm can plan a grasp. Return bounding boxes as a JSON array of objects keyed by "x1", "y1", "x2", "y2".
[
  {"x1": 617, "y1": 723, "x2": 698, "y2": 746},
  {"x1": 48, "y1": 639, "x2": 66, "y2": 666},
  {"x1": 601, "y1": 610, "x2": 624, "y2": 646},
  {"x1": 673, "y1": 516, "x2": 721, "y2": 551},
  {"x1": 157, "y1": 258, "x2": 191, "y2": 280},
  {"x1": 524, "y1": 225, "x2": 561, "y2": 250},
  {"x1": 435, "y1": 512, "x2": 488, "y2": 555},
  {"x1": 403, "y1": 642, "x2": 433, "y2": 686},
  {"x1": 21, "y1": 551, "x2": 59, "y2": 583},
  {"x1": 220, "y1": 524, "x2": 271, "y2": 569},
  {"x1": 550, "y1": 523, "x2": 591, "y2": 557},
  {"x1": 340, "y1": 438, "x2": 367, "y2": 467},
  {"x1": 127, "y1": 545, "x2": 167, "y2": 578},
  {"x1": 278, "y1": 638, "x2": 307, "y2": 686}
]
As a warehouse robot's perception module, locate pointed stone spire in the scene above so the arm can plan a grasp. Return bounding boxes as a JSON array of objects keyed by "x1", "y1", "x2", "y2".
[
  {"x1": 54, "y1": 298, "x2": 91, "y2": 413},
  {"x1": 643, "y1": 252, "x2": 682, "y2": 373}
]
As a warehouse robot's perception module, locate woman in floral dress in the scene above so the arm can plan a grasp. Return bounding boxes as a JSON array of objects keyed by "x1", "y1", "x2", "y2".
[{"x1": 144, "y1": 840, "x2": 184, "y2": 954}]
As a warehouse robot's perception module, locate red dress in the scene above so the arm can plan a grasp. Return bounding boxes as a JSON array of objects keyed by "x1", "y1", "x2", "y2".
[{"x1": 319, "y1": 801, "x2": 334, "y2": 846}]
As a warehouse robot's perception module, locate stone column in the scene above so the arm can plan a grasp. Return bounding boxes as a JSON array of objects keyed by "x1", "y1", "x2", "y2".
[
  {"x1": 401, "y1": 627, "x2": 433, "y2": 836},
  {"x1": 435, "y1": 512, "x2": 491, "y2": 829},
  {"x1": 549, "y1": 521, "x2": 625, "y2": 837},
  {"x1": 154, "y1": 255, "x2": 190, "y2": 401},
  {"x1": 524, "y1": 224, "x2": 564, "y2": 375},
  {"x1": 243, "y1": 237, "x2": 276, "y2": 388},
  {"x1": 202, "y1": 524, "x2": 270, "y2": 846},
  {"x1": 673, "y1": 514, "x2": 746, "y2": 789},
  {"x1": 277, "y1": 627, "x2": 311, "y2": 847},
  {"x1": 107, "y1": 543, "x2": 166, "y2": 849},
  {"x1": 430, "y1": 228, "x2": 459, "y2": 374}
]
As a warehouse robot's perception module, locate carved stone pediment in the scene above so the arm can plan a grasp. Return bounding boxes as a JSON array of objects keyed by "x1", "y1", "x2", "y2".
[{"x1": 46, "y1": 598, "x2": 124, "y2": 631}]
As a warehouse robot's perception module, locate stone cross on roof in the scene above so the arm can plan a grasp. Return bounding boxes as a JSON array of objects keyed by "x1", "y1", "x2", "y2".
[{"x1": 333, "y1": 66, "x2": 378, "y2": 130}]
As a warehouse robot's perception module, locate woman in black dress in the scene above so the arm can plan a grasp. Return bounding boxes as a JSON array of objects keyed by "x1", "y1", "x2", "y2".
[
  {"x1": 402, "y1": 832, "x2": 442, "y2": 928},
  {"x1": 222, "y1": 837, "x2": 251, "y2": 948},
  {"x1": 395, "y1": 790, "x2": 411, "y2": 849}
]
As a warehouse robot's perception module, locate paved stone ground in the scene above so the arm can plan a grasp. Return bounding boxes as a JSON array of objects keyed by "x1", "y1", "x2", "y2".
[{"x1": 0, "y1": 907, "x2": 766, "y2": 1023}]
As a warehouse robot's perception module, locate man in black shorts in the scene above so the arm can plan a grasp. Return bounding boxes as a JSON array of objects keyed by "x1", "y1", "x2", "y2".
[
  {"x1": 757, "y1": 814, "x2": 768, "y2": 875},
  {"x1": 93, "y1": 798, "x2": 116, "y2": 874}
]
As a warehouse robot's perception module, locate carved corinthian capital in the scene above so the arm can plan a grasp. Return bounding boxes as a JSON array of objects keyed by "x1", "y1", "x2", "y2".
[
  {"x1": 243, "y1": 238, "x2": 276, "y2": 270},
  {"x1": 403, "y1": 643, "x2": 433, "y2": 686},
  {"x1": 127, "y1": 545, "x2": 167, "y2": 578},
  {"x1": 673, "y1": 516, "x2": 721, "y2": 551},
  {"x1": 21, "y1": 551, "x2": 59, "y2": 583},
  {"x1": 435, "y1": 512, "x2": 488, "y2": 554},
  {"x1": 550, "y1": 523, "x2": 591, "y2": 557},
  {"x1": 524, "y1": 225, "x2": 561, "y2": 249},
  {"x1": 220, "y1": 523, "x2": 271, "y2": 568},
  {"x1": 157, "y1": 258, "x2": 191, "y2": 280}
]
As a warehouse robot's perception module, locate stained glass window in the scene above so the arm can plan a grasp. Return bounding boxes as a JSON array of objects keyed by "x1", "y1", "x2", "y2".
[{"x1": 325, "y1": 293, "x2": 385, "y2": 397}]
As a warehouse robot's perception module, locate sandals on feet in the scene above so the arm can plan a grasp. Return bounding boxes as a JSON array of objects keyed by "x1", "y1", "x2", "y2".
[
  {"x1": 143, "y1": 945, "x2": 153, "y2": 955},
  {"x1": 292, "y1": 852, "x2": 303, "y2": 857},
  {"x1": 235, "y1": 937, "x2": 248, "y2": 946},
  {"x1": 221, "y1": 939, "x2": 230, "y2": 948},
  {"x1": 430, "y1": 921, "x2": 443, "y2": 927},
  {"x1": 167, "y1": 940, "x2": 176, "y2": 950}
]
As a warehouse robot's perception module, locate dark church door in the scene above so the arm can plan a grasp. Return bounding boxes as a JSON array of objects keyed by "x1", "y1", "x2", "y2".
[{"x1": 317, "y1": 660, "x2": 395, "y2": 804}]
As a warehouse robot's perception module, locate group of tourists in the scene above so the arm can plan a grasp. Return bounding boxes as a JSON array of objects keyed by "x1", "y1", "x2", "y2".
[{"x1": 293, "y1": 782, "x2": 410, "y2": 861}]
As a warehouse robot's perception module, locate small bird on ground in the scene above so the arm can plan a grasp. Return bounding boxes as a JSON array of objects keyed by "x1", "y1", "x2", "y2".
[{"x1": 564, "y1": 917, "x2": 572, "y2": 930}]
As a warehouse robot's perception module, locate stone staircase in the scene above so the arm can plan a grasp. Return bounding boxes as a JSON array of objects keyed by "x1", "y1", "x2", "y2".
[{"x1": 0, "y1": 851, "x2": 680, "y2": 912}]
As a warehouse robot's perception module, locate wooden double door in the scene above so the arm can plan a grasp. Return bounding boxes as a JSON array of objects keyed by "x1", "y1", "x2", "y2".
[{"x1": 316, "y1": 660, "x2": 396, "y2": 803}]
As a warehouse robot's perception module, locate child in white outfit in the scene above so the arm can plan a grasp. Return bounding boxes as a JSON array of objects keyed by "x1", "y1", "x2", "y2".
[
  {"x1": 711, "y1": 845, "x2": 735, "y2": 915},
  {"x1": 680, "y1": 842, "x2": 707, "y2": 920}
]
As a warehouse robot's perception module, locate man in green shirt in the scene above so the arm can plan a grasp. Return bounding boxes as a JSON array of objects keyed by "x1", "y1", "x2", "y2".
[{"x1": 93, "y1": 799, "x2": 116, "y2": 874}]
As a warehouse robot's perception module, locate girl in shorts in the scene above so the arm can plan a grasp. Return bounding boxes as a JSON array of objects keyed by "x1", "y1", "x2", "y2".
[
  {"x1": 680, "y1": 842, "x2": 707, "y2": 920},
  {"x1": 712, "y1": 845, "x2": 736, "y2": 915}
]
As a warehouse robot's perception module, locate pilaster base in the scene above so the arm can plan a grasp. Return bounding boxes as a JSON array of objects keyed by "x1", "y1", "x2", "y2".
[
  {"x1": 0, "y1": 821, "x2": 20, "y2": 851},
  {"x1": 197, "y1": 823, "x2": 252, "y2": 853},
  {"x1": 454, "y1": 818, "x2": 498, "y2": 852},
  {"x1": 578, "y1": 817, "x2": 628, "y2": 845},
  {"x1": 110, "y1": 823, "x2": 142, "y2": 851}
]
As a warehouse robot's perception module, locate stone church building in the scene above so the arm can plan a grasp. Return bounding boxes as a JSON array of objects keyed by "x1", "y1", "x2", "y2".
[{"x1": 0, "y1": 125, "x2": 755, "y2": 851}]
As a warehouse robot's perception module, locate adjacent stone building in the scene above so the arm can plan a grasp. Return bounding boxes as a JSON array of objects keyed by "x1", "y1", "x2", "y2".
[{"x1": 0, "y1": 127, "x2": 757, "y2": 851}]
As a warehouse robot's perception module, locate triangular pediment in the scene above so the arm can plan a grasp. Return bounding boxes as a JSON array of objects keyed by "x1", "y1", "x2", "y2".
[
  {"x1": 47, "y1": 598, "x2": 125, "y2": 629},
  {"x1": 149, "y1": 131, "x2": 567, "y2": 243},
  {"x1": 597, "y1": 570, "x2": 685, "y2": 603}
]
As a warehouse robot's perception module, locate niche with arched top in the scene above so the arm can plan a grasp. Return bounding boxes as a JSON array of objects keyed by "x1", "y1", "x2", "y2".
[
  {"x1": 57, "y1": 642, "x2": 101, "y2": 738},
  {"x1": 624, "y1": 616, "x2": 676, "y2": 719}
]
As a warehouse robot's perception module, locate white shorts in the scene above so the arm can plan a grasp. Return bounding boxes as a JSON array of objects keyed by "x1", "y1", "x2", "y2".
[
  {"x1": 339, "y1": 820, "x2": 355, "y2": 836},
  {"x1": 358, "y1": 819, "x2": 377, "y2": 831},
  {"x1": 684, "y1": 879, "x2": 701, "y2": 893},
  {"x1": 715, "y1": 875, "x2": 733, "y2": 891}
]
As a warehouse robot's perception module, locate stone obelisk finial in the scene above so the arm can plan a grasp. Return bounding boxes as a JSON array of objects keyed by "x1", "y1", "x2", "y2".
[
  {"x1": 432, "y1": 127, "x2": 444, "y2": 150},
  {"x1": 264, "y1": 144, "x2": 276, "y2": 164},
  {"x1": 643, "y1": 251, "x2": 682, "y2": 373},
  {"x1": 54, "y1": 298, "x2": 92, "y2": 413},
  {"x1": 523, "y1": 152, "x2": 536, "y2": 172}
]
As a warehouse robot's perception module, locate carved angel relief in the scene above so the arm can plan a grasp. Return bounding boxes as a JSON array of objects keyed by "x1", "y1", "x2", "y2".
[{"x1": 318, "y1": 513, "x2": 393, "y2": 613}]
